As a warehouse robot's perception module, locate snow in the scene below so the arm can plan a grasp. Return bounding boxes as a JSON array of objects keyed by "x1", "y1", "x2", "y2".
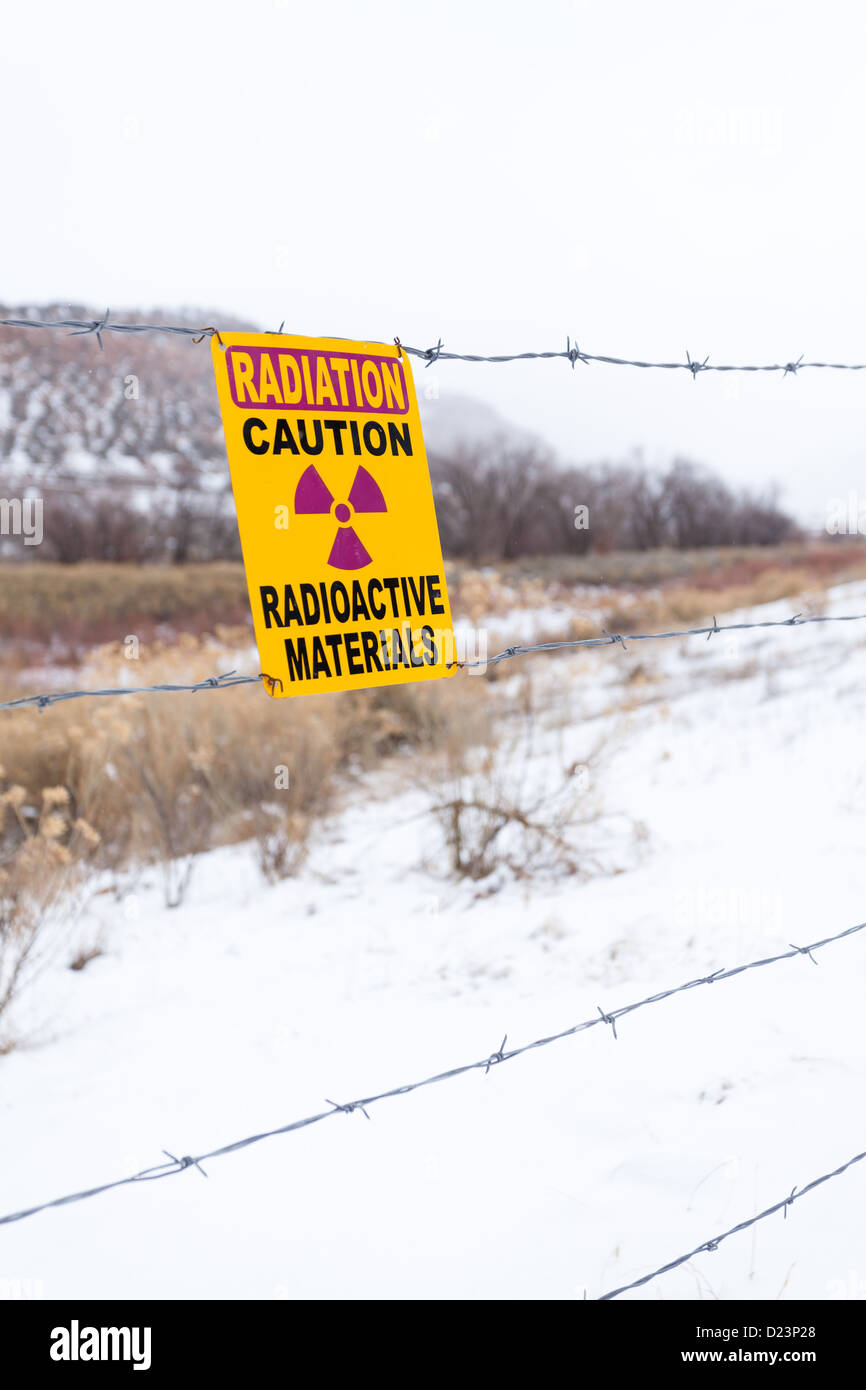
[{"x1": 2, "y1": 583, "x2": 866, "y2": 1300}]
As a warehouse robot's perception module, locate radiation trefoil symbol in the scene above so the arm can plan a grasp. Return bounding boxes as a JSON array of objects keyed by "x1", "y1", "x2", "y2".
[{"x1": 294, "y1": 465, "x2": 387, "y2": 570}]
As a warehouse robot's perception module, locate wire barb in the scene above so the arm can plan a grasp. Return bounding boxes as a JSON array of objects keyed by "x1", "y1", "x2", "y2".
[
  {"x1": 163, "y1": 1149, "x2": 208, "y2": 1179},
  {"x1": 68, "y1": 307, "x2": 110, "y2": 350},
  {"x1": 686, "y1": 350, "x2": 710, "y2": 379},
  {"x1": 700, "y1": 968, "x2": 726, "y2": 985},
  {"x1": 423, "y1": 338, "x2": 443, "y2": 367},
  {"x1": 326, "y1": 1099, "x2": 371, "y2": 1120},
  {"x1": 596, "y1": 1006, "x2": 618, "y2": 1039},
  {"x1": 485, "y1": 1034, "x2": 508, "y2": 1074},
  {"x1": 566, "y1": 336, "x2": 588, "y2": 368}
]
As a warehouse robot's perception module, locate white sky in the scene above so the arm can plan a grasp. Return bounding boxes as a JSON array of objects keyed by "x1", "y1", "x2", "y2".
[{"x1": 3, "y1": 0, "x2": 866, "y2": 524}]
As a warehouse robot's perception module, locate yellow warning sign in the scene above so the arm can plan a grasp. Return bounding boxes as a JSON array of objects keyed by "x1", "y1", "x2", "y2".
[{"x1": 211, "y1": 333, "x2": 456, "y2": 697}]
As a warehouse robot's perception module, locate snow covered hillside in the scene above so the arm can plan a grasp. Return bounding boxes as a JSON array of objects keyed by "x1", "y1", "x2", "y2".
[{"x1": 2, "y1": 582, "x2": 866, "y2": 1301}]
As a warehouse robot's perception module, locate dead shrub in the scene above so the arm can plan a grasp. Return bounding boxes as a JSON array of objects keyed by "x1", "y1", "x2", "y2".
[
  {"x1": 252, "y1": 805, "x2": 311, "y2": 883},
  {"x1": 98, "y1": 702, "x2": 215, "y2": 908},
  {"x1": 0, "y1": 779, "x2": 99, "y2": 1049},
  {"x1": 68, "y1": 938, "x2": 104, "y2": 972},
  {"x1": 428, "y1": 707, "x2": 605, "y2": 881}
]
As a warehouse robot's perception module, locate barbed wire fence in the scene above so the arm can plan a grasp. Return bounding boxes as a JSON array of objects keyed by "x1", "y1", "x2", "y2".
[
  {"x1": 2, "y1": 608, "x2": 866, "y2": 710},
  {"x1": 5, "y1": 312, "x2": 866, "y2": 378},
  {"x1": 3, "y1": 310, "x2": 866, "y2": 1298},
  {"x1": 1, "y1": 915, "x2": 864, "y2": 1303}
]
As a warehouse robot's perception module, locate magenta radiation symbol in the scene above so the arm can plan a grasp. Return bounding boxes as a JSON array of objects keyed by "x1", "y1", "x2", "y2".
[{"x1": 293, "y1": 464, "x2": 387, "y2": 570}]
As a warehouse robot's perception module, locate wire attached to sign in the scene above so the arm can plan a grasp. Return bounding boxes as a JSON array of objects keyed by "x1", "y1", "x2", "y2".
[
  {"x1": 193, "y1": 326, "x2": 225, "y2": 348},
  {"x1": 259, "y1": 672, "x2": 284, "y2": 697}
]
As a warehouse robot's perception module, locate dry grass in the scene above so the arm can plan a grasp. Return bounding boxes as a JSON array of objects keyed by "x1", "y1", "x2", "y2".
[
  {"x1": 0, "y1": 544, "x2": 848, "y2": 896},
  {"x1": 4, "y1": 543, "x2": 865, "y2": 651},
  {"x1": 490, "y1": 541, "x2": 866, "y2": 591},
  {"x1": 0, "y1": 544, "x2": 855, "y2": 906},
  {"x1": 445, "y1": 543, "x2": 866, "y2": 626},
  {"x1": 0, "y1": 562, "x2": 251, "y2": 651},
  {"x1": 596, "y1": 567, "x2": 830, "y2": 636},
  {"x1": 0, "y1": 781, "x2": 100, "y2": 1048},
  {"x1": 0, "y1": 633, "x2": 493, "y2": 903}
]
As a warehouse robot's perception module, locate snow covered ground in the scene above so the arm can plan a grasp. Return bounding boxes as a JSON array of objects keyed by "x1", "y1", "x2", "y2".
[{"x1": 2, "y1": 582, "x2": 866, "y2": 1301}]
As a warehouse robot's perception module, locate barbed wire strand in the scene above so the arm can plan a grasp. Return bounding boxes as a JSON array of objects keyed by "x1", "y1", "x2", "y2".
[
  {"x1": 0, "y1": 314, "x2": 208, "y2": 347},
  {"x1": 402, "y1": 342, "x2": 860, "y2": 376},
  {"x1": 3, "y1": 609, "x2": 866, "y2": 710},
  {"x1": 1, "y1": 915, "x2": 863, "y2": 1231},
  {"x1": 0, "y1": 670, "x2": 262, "y2": 712},
  {"x1": 598, "y1": 1146, "x2": 866, "y2": 1301},
  {"x1": 469, "y1": 608, "x2": 866, "y2": 668},
  {"x1": 3, "y1": 315, "x2": 866, "y2": 377}
]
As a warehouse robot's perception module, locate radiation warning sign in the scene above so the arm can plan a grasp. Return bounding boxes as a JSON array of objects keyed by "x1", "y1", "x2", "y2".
[{"x1": 211, "y1": 333, "x2": 456, "y2": 698}]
